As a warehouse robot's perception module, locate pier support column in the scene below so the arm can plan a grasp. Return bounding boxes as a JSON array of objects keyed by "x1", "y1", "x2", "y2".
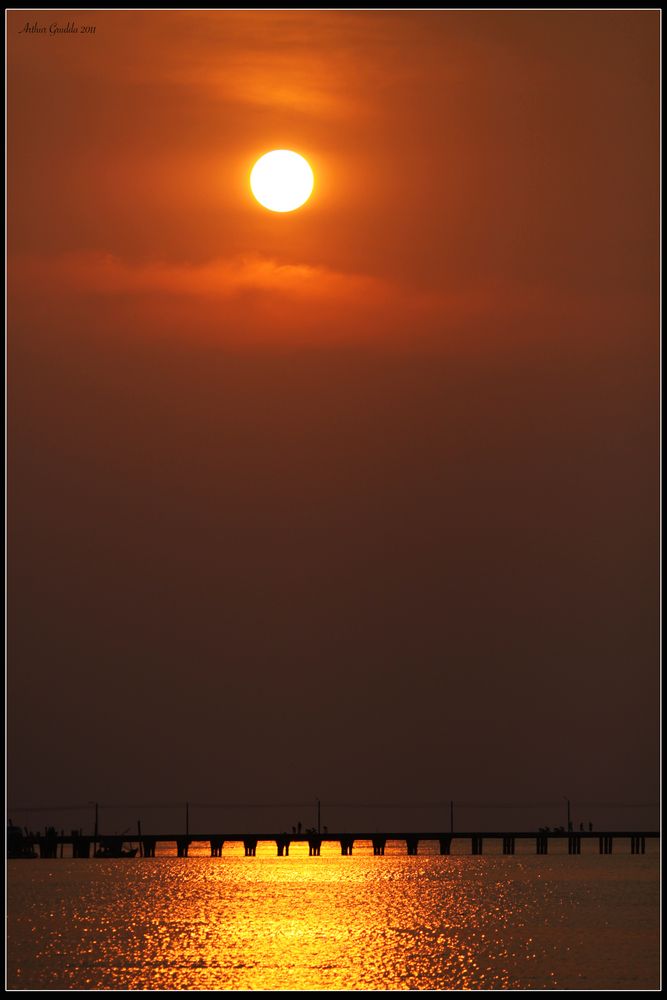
[
  {"x1": 72, "y1": 837, "x2": 91, "y2": 858},
  {"x1": 308, "y1": 837, "x2": 322, "y2": 856},
  {"x1": 372, "y1": 836, "x2": 387, "y2": 856},
  {"x1": 340, "y1": 836, "x2": 354, "y2": 856},
  {"x1": 177, "y1": 838, "x2": 190, "y2": 857},
  {"x1": 439, "y1": 837, "x2": 452, "y2": 855},
  {"x1": 210, "y1": 837, "x2": 224, "y2": 857},
  {"x1": 276, "y1": 836, "x2": 291, "y2": 857},
  {"x1": 40, "y1": 829, "x2": 58, "y2": 859},
  {"x1": 502, "y1": 836, "x2": 515, "y2": 855},
  {"x1": 143, "y1": 838, "x2": 156, "y2": 858},
  {"x1": 631, "y1": 836, "x2": 646, "y2": 855},
  {"x1": 536, "y1": 834, "x2": 548, "y2": 855},
  {"x1": 243, "y1": 838, "x2": 258, "y2": 857},
  {"x1": 471, "y1": 836, "x2": 483, "y2": 855},
  {"x1": 568, "y1": 835, "x2": 581, "y2": 855},
  {"x1": 406, "y1": 836, "x2": 419, "y2": 856},
  {"x1": 599, "y1": 836, "x2": 613, "y2": 854}
]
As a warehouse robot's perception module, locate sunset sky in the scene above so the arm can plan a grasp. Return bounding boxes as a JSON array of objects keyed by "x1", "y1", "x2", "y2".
[{"x1": 8, "y1": 10, "x2": 659, "y2": 832}]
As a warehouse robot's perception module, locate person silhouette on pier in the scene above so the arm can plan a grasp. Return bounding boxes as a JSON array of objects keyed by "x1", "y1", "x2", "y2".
[
  {"x1": 588, "y1": 821, "x2": 593, "y2": 832},
  {"x1": 297, "y1": 821, "x2": 302, "y2": 835}
]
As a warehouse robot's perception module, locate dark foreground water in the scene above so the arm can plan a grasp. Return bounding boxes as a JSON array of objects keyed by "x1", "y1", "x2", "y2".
[{"x1": 7, "y1": 842, "x2": 660, "y2": 990}]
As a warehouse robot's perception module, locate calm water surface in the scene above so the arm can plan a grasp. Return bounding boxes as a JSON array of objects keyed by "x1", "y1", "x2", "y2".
[{"x1": 7, "y1": 844, "x2": 660, "y2": 990}]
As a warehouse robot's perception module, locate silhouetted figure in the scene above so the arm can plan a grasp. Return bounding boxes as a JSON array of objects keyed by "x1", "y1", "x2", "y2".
[
  {"x1": 579, "y1": 822, "x2": 584, "y2": 832},
  {"x1": 297, "y1": 821, "x2": 302, "y2": 835},
  {"x1": 568, "y1": 821, "x2": 573, "y2": 832},
  {"x1": 323, "y1": 825, "x2": 328, "y2": 834},
  {"x1": 588, "y1": 821, "x2": 593, "y2": 832},
  {"x1": 292, "y1": 826, "x2": 296, "y2": 834}
]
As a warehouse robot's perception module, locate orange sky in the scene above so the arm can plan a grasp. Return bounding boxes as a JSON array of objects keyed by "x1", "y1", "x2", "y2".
[
  {"x1": 9, "y1": 10, "x2": 658, "y2": 347},
  {"x1": 8, "y1": 10, "x2": 660, "y2": 826}
]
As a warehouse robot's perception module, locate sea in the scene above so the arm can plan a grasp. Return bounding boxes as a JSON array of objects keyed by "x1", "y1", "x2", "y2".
[{"x1": 7, "y1": 839, "x2": 660, "y2": 991}]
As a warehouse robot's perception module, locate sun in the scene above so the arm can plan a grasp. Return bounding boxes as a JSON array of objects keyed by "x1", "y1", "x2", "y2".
[{"x1": 250, "y1": 150, "x2": 314, "y2": 213}]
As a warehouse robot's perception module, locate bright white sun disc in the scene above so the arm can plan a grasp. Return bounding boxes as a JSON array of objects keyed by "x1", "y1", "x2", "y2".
[{"x1": 250, "y1": 150, "x2": 314, "y2": 212}]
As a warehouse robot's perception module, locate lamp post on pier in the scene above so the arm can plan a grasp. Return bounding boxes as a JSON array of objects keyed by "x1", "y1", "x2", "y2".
[{"x1": 89, "y1": 801, "x2": 99, "y2": 854}]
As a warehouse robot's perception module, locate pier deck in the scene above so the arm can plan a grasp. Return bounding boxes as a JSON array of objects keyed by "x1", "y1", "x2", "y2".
[{"x1": 18, "y1": 830, "x2": 660, "y2": 859}]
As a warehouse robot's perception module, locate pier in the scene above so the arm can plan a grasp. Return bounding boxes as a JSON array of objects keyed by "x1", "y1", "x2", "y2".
[{"x1": 17, "y1": 830, "x2": 659, "y2": 859}]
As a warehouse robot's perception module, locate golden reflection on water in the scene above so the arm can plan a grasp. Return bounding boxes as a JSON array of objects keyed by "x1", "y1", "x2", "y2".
[{"x1": 8, "y1": 851, "x2": 660, "y2": 991}]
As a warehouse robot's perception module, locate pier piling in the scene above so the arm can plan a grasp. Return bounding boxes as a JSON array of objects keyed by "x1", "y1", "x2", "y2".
[
  {"x1": 339, "y1": 836, "x2": 354, "y2": 856},
  {"x1": 243, "y1": 837, "x2": 258, "y2": 857},
  {"x1": 406, "y1": 835, "x2": 419, "y2": 856},
  {"x1": 372, "y1": 836, "x2": 387, "y2": 856},
  {"x1": 142, "y1": 838, "x2": 157, "y2": 858},
  {"x1": 210, "y1": 837, "x2": 224, "y2": 857},
  {"x1": 276, "y1": 835, "x2": 291, "y2": 857},
  {"x1": 599, "y1": 835, "x2": 613, "y2": 854}
]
